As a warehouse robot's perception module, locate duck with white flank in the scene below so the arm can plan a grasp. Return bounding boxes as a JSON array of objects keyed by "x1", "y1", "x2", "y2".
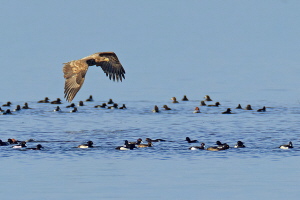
[
  {"x1": 78, "y1": 141, "x2": 94, "y2": 148},
  {"x1": 234, "y1": 141, "x2": 246, "y2": 148},
  {"x1": 279, "y1": 141, "x2": 293, "y2": 149},
  {"x1": 189, "y1": 143, "x2": 205, "y2": 150}
]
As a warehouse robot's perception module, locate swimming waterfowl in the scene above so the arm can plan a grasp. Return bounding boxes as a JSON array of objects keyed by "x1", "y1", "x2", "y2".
[
  {"x1": 216, "y1": 141, "x2": 230, "y2": 149},
  {"x1": 78, "y1": 101, "x2": 85, "y2": 106},
  {"x1": 38, "y1": 97, "x2": 50, "y2": 103},
  {"x1": 94, "y1": 103, "x2": 107, "y2": 108},
  {"x1": 51, "y1": 98, "x2": 62, "y2": 104},
  {"x1": 129, "y1": 138, "x2": 143, "y2": 145},
  {"x1": 245, "y1": 105, "x2": 253, "y2": 110},
  {"x1": 0, "y1": 139, "x2": 10, "y2": 146},
  {"x1": 22, "y1": 102, "x2": 31, "y2": 109},
  {"x1": 189, "y1": 143, "x2": 205, "y2": 150},
  {"x1": 162, "y1": 105, "x2": 171, "y2": 110},
  {"x1": 279, "y1": 141, "x2": 293, "y2": 149},
  {"x1": 204, "y1": 95, "x2": 213, "y2": 101},
  {"x1": 107, "y1": 103, "x2": 118, "y2": 109},
  {"x1": 207, "y1": 146, "x2": 222, "y2": 151},
  {"x1": 54, "y1": 106, "x2": 61, "y2": 112},
  {"x1": 171, "y1": 97, "x2": 179, "y2": 103},
  {"x1": 107, "y1": 99, "x2": 114, "y2": 104},
  {"x1": 119, "y1": 104, "x2": 127, "y2": 109},
  {"x1": 236, "y1": 104, "x2": 242, "y2": 109},
  {"x1": 152, "y1": 105, "x2": 160, "y2": 113},
  {"x1": 86, "y1": 95, "x2": 94, "y2": 102},
  {"x1": 222, "y1": 108, "x2": 232, "y2": 114},
  {"x1": 12, "y1": 141, "x2": 27, "y2": 148},
  {"x1": 115, "y1": 140, "x2": 136, "y2": 150},
  {"x1": 2, "y1": 101, "x2": 12, "y2": 107},
  {"x1": 200, "y1": 101, "x2": 206, "y2": 106},
  {"x1": 0, "y1": 107, "x2": 3, "y2": 112},
  {"x1": 193, "y1": 107, "x2": 200, "y2": 113},
  {"x1": 257, "y1": 106, "x2": 266, "y2": 112},
  {"x1": 182, "y1": 95, "x2": 189, "y2": 101},
  {"x1": 70, "y1": 107, "x2": 78, "y2": 113},
  {"x1": 63, "y1": 52, "x2": 125, "y2": 102},
  {"x1": 78, "y1": 141, "x2": 94, "y2": 148},
  {"x1": 137, "y1": 141, "x2": 153, "y2": 148},
  {"x1": 8, "y1": 138, "x2": 19, "y2": 144},
  {"x1": 66, "y1": 103, "x2": 75, "y2": 108},
  {"x1": 27, "y1": 144, "x2": 43, "y2": 150},
  {"x1": 2, "y1": 109, "x2": 12, "y2": 115},
  {"x1": 146, "y1": 138, "x2": 166, "y2": 142},
  {"x1": 234, "y1": 141, "x2": 246, "y2": 148},
  {"x1": 186, "y1": 137, "x2": 198, "y2": 143},
  {"x1": 14, "y1": 105, "x2": 21, "y2": 111},
  {"x1": 208, "y1": 102, "x2": 221, "y2": 107}
]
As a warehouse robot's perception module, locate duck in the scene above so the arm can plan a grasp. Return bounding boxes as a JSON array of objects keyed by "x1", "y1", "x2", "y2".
[
  {"x1": 207, "y1": 102, "x2": 221, "y2": 107},
  {"x1": 78, "y1": 101, "x2": 85, "y2": 106},
  {"x1": 216, "y1": 141, "x2": 230, "y2": 149},
  {"x1": 38, "y1": 97, "x2": 50, "y2": 103},
  {"x1": 107, "y1": 103, "x2": 118, "y2": 109},
  {"x1": 115, "y1": 140, "x2": 136, "y2": 150},
  {"x1": 182, "y1": 95, "x2": 189, "y2": 101},
  {"x1": 257, "y1": 106, "x2": 266, "y2": 112},
  {"x1": 279, "y1": 141, "x2": 293, "y2": 149},
  {"x1": 171, "y1": 97, "x2": 179, "y2": 103},
  {"x1": 0, "y1": 139, "x2": 10, "y2": 146},
  {"x1": 119, "y1": 104, "x2": 127, "y2": 109},
  {"x1": 2, "y1": 109, "x2": 12, "y2": 115},
  {"x1": 86, "y1": 95, "x2": 94, "y2": 102},
  {"x1": 2, "y1": 101, "x2": 12, "y2": 107},
  {"x1": 236, "y1": 104, "x2": 242, "y2": 109},
  {"x1": 94, "y1": 103, "x2": 107, "y2": 108},
  {"x1": 207, "y1": 146, "x2": 222, "y2": 151},
  {"x1": 78, "y1": 141, "x2": 93, "y2": 148},
  {"x1": 107, "y1": 99, "x2": 114, "y2": 104},
  {"x1": 204, "y1": 95, "x2": 213, "y2": 101},
  {"x1": 22, "y1": 102, "x2": 31, "y2": 109},
  {"x1": 12, "y1": 141, "x2": 27, "y2": 148},
  {"x1": 193, "y1": 107, "x2": 200, "y2": 113},
  {"x1": 0, "y1": 107, "x2": 4, "y2": 112},
  {"x1": 162, "y1": 105, "x2": 171, "y2": 110},
  {"x1": 7, "y1": 138, "x2": 19, "y2": 144},
  {"x1": 14, "y1": 105, "x2": 21, "y2": 111},
  {"x1": 53, "y1": 106, "x2": 61, "y2": 112},
  {"x1": 137, "y1": 141, "x2": 153, "y2": 148},
  {"x1": 189, "y1": 143, "x2": 205, "y2": 150},
  {"x1": 51, "y1": 98, "x2": 62, "y2": 104},
  {"x1": 245, "y1": 105, "x2": 253, "y2": 110},
  {"x1": 152, "y1": 105, "x2": 160, "y2": 113},
  {"x1": 186, "y1": 137, "x2": 198, "y2": 143},
  {"x1": 27, "y1": 144, "x2": 43, "y2": 150},
  {"x1": 70, "y1": 107, "x2": 78, "y2": 113},
  {"x1": 222, "y1": 108, "x2": 232, "y2": 114},
  {"x1": 145, "y1": 138, "x2": 166, "y2": 142},
  {"x1": 129, "y1": 138, "x2": 143, "y2": 145},
  {"x1": 234, "y1": 141, "x2": 246, "y2": 148},
  {"x1": 200, "y1": 101, "x2": 206, "y2": 106},
  {"x1": 66, "y1": 103, "x2": 75, "y2": 108}
]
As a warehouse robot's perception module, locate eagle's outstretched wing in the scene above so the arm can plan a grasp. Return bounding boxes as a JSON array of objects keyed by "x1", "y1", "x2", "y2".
[{"x1": 63, "y1": 60, "x2": 89, "y2": 102}]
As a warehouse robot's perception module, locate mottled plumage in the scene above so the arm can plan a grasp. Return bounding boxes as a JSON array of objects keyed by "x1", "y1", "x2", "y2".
[{"x1": 63, "y1": 52, "x2": 125, "y2": 102}]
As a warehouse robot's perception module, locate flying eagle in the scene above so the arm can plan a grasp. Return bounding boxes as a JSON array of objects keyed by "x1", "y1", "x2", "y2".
[{"x1": 63, "y1": 52, "x2": 125, "y2": 102}]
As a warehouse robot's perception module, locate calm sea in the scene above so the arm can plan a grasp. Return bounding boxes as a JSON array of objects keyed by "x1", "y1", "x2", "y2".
[{"x1": 1, "y1": 97, "x2": 299, "y2": 199}]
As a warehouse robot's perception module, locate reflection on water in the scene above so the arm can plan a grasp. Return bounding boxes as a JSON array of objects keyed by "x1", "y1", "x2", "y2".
[{"x1": 1, "y1": 98, "x2": 299, "y2": 199}]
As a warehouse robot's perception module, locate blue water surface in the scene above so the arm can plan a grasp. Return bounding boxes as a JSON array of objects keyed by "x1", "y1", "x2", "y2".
[{"x1": 0, "y1": 96, "x2": 299, "y2": 199}]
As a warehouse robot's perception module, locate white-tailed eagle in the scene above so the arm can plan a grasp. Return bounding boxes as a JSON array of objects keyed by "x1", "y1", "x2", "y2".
[{"x1": 63, "y1": 52, "x2": 125, "y2": 102}]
